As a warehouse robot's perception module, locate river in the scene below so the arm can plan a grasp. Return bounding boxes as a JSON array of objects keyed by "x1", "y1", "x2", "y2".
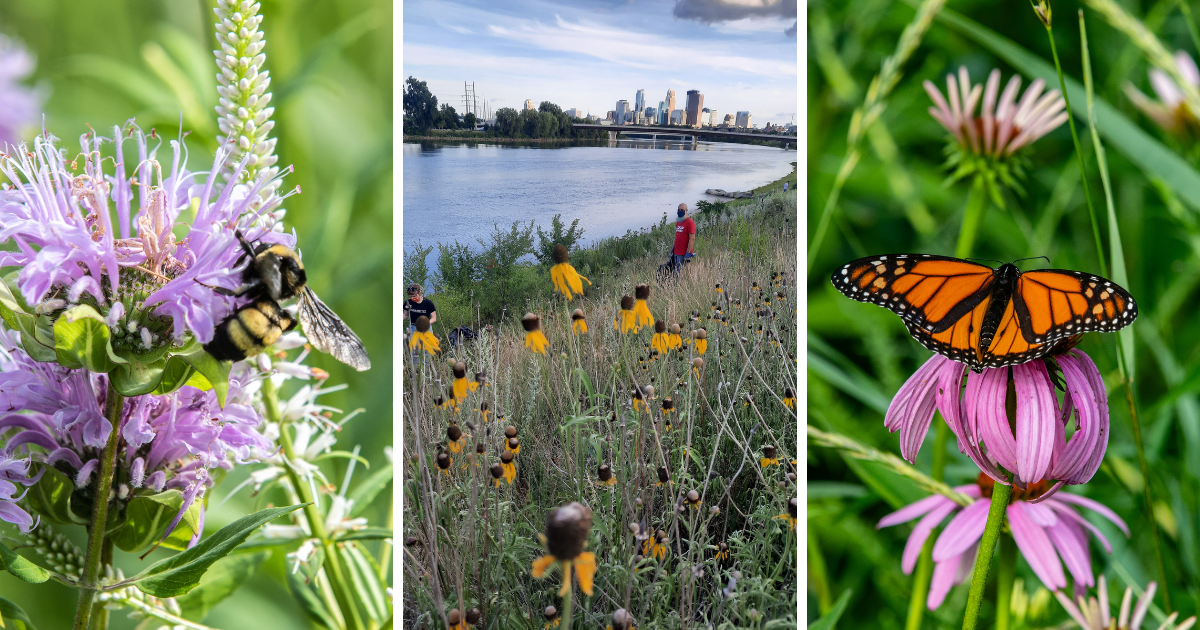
[{"x1": 401, "y1": 138, "x2": 795, "y2": 266}]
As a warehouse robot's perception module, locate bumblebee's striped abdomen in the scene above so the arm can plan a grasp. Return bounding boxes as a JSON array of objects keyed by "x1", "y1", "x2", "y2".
[{"x1": 205, "y1": 298, "x2": 297, "y2": 362}]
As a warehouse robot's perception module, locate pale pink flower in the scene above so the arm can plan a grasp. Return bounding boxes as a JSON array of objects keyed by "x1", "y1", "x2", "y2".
[
  {"x1": 924, "y1": 67, "x2": 1068, "y2": 156},
  {"x1": 1056, "y1": 576, "x2": 1197, "y2": 630},
  {"x1": 1125, "y1": 51, "x2": 1200, "y2": 136}
]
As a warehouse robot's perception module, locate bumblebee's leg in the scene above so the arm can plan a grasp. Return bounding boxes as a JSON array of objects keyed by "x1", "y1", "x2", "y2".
[
  {"x1": 195, "y1": 280, "x2": 237, "y2": 297},
  {"x1": 235, "y1": 230, "x2": 257, "y2": 259}
]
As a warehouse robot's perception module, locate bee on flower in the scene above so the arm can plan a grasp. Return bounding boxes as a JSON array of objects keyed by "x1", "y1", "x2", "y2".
[
  {"x1": 597, "y1": 464, "x2": 617, "y2": 486},
  {"x1": 615, "y1": 295, "x2": 638, "y2": 333},
  {"x1": 571, "y1": 309, "x2": 588, "y2": 334},
  {"x1": 760, "y1": 445, "x2": 779, "y2": 468},
  {"x1": 651, "y1": 320, "x2": 670, "y2": 354},
  {"x1": 531, "y1": 502, "x2": 598, "y2": 597},
  {"x1": 632, "y1": 284, "x2": 654, "y2": 328},
  {"x1": 409, "y1": 315, "x2": 440, "y2": 355},
  {"x1": 549, "y1": 244, "x2": 591, "y2": 299},
  {"x1": 523, "y1": 313, "x2": 550, "y2": 354}
]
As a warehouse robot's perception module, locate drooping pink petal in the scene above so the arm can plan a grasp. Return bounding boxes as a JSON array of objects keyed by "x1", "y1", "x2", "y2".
[
  {"x1": 1008, "y1": 502, "x2": 1067, "y2": 590},
  {"x1": 927, "y1": 553, "x2": 962, "y2": 610},
  {"x1": 1021, "y1": 499, "x2": 1058, "y2": 527},
  {"x1": 1132, "y1": 582, "x2": 1157, "y2": 630},
  {"x1": 1046, "y1": 516, "x2": 1094, "y2": 587},
  {"x1": 968, "y1": 366, "x2": 1018, "y2": 474},
  {"x1": 960, "y1": 367, "x2": 1010, "y2": 483},
  {"x1": 886, "y1": 354, "x2": 946, "y2": 462},
  {"x1": 878, "y1": 492, "x2": 955, "y2": 529},
  {"x1": 982, "y1": 69, "x2": 1000, "y2": 154},
  {"x1": 901, "y1": 500, "x2": 960, "y2": 574},
  {"x1": 1052, "y1": 492, "x2": 1130, "y2": 536},
  {"x1": 932, "y1": 499, "x2": 990, "y2": 562},
  {"x1": 1050, "y1": 351, "x2": 1109, "y2": 484},
  {"x1": 1013, "y1": 360, "x2": 1056, "y2": 485}
]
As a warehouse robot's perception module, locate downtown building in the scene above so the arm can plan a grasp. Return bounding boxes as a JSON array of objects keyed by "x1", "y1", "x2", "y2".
[
  {"x1": 735, "y1": 111, "x2": 752, "y2": 129},
  {"x1": 685, "y1": 90, "x2": 704, "y2": 128},
  {"x1": 664, "y1": 89, "x2": 676, "y2": 122},
  {"x1": 615, "y1": 99, "x2": 630, "y2": 125}
]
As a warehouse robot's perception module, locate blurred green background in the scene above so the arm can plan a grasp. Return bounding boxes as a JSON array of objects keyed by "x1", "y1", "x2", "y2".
[
  {"x1": 810, "y1": 0, "x2": 1200, "y2": 627},
  {"x1": 0, "y1": 1, "x2": 392, "y2": 627}
]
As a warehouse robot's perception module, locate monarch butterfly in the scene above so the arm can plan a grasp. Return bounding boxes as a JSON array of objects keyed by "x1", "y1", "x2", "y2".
[{"x1": 831, "y1": 254, "x2": 1137, "y2": 372}]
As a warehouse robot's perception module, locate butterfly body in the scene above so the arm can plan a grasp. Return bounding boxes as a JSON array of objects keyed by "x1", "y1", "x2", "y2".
[{"x1": 831, "y1": 254, "x2": 1136, "y2": 372}]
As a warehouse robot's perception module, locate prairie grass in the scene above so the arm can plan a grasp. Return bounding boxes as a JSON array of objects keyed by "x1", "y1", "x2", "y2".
[{"x1": 402, "y1": 192, "x2": 798, "y2": 629}]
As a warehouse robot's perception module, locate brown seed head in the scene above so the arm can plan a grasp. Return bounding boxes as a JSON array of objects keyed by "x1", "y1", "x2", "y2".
[
  {"x1": 669, "y1": 323, "x2": 680, "y2": 335},
  {"x1": 480, "y1": 401, "x2": 489, "y2": 413},
  {"x1": 552, "y1": 244, "x2": 569, "y2": 264},
  {"x1": 415, "y1": 315, "x2": 431, "y2": 333},
  {"x1": 448, "y1": 610, "x2": 462, "y2": 625},
  {"x1": 508, "y1": 437, "x2": 519, "y2": 450},
  {"x1": 434, "y1": 395, "x2": 444, "y2": 406},
  {"x1": 598, "y1": 464, "x2": 612, "y2": 481},
  {"x1": 447, "y1": 425, "x2": 462, "y2": 442},
  {"x1": 662, "y1": 397, "x2": 674, "y2": 411},
  {"x1": 545, "y1": 502, "x2": 593, "y2": 560},
  {"x1": 634, "y1": 497, "x2": 643, "y2": 506},
  {"x1": 404, "y1": 536, "x2": 420, "y2": 547},
  {"x1": 505, "y1": 425, "x2": 517, "y2": 438},
  {"x1": 656, "y1": 529, "x2": 667, "y2": 541},
  {"x1": 654, "y1": 320, "x2": 666, "y2": 334},
  {"x1": 571, "y1": 309, "x2": 585, "y2": 321},
  {"x1": 453, "y1": 362, "x2": 466, "y2": 378},
  {"x1": 788, "y1": 497, "x2": 797, "y2": 518},
  {"x1": 544, "y1": 606, "x2": 558, "y2": 620},
  {"x1": 466, "y1": 608, "x2": 481, "y2": 624},
  {"x1": 634, "y1": 284, "x2": 650, "y2": 300},
  {"x1": 784, "y1": 387, "x2": 795, "y2": 398},
  {"x1": 620, "y1": 294, "x2": 635, "y2": 310},
  {"x1": 476, "y1": 443, "x2": 486, "y2": 455},
  {"x1": 657, "y1": 466, "x2": 670, "y2": 483},
  {"x1": 501, "y1": 451, "x2": 514, "y2": 464},
  {"x1": 437, "y1": 453, "x2": 451, "y2": 470},
  {"x1": 718, "y1": 542, "x2": 728, "y2": 552},
  {"x1": 611, "y1": 609, "x2": 634, "y2": 630},
  {"x1": 475, "y1": 369, "x2": 488, "y2": 384},
  {"x1": 762, "y1": 445, "x2": 776, "y2": 459},
  {"x1": 490, "y1": 463, "x2": 503, "y2": 479},
  {"x1": 686, "y1": 489, "x2": 700, "y2": 503},
  {"x1": 521, "y1": 313, "x2": 541, "y2": 332},
  {"x1": 692, "y1": 357, "x2": 704, "y2": 369},
  {"x1": 692, "y1": 328, "x2": 706, "y2": 340}
]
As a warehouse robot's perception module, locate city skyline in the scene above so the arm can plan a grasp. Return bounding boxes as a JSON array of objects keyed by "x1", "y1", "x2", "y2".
[{"x1": 403, "y1": 0, "x2": 797, "y2": 122}]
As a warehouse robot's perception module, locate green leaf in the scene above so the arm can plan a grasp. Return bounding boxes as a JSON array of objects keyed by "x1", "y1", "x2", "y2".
[
  {"x1": 53, "y1": 305, "x2": 123, "y2": 373},
  {"x1": 808, "y1": 589, "x2": 851, "y2": 630},
  {"x1": 348, "y1": 462, "x2": 393, "y2": 518},
  {"x1": 150, "y1": 356, "x2": 196, "y2": 396},
  {"x1": 932, "y1": 5, "x2": 1200, "y2": 212},
  {"x1": 177, "y1": 550, "x2": 270, "y2": 622},
  {"x1": 0, "y1": 595, "x2": 38, "y2": 630},
  {"x1": 287, "y1": 566, "x2": 341, "y2": 630},
  {"x1": 0, "y1": 276, "x2": 30, "y2": 328},
  {"x1": 574, "y1": 367, "x2": 595, "y2": 400},
  {"x1": 109, "y1": 358, "x2": 167, "y2": 397},
  {"x1": 111, "y1": 490, "x2": 203, "y2": 554},
  {"x1": 176, "y1": 346, "x2": 230, "y2": 407},
  {"x1": 128, "y1": 503, "x2": 304, "y2": 598},
  {"x1": 341, "y1": 542, "x2": 390, "y2": 623},
  {"x1": 25, "y1": 464, "x2": 82, "y2": 525},
  {"x1": 0, "y1": 540, "x2": 49, "y2": 584},
  {"x1": 334, "y1": 527, "x2": 393, "y2": 542}
]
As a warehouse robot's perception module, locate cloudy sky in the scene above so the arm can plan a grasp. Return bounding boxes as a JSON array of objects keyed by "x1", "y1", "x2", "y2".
[{"x1": 403, "y1": 0, "x2": 798, "y2": 124}]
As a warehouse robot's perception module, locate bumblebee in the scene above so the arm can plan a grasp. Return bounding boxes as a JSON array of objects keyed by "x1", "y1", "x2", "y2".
[{"x1": 204, "y1": 231, "x2": 371, "y2": 371}]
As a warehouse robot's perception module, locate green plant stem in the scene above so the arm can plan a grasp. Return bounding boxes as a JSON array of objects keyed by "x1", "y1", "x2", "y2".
[
  {"x1": 996, "y1": 534, "x2": 1016, "y2": 630},
  {"x1": 561, "y1": 573, "x2": 575, "y2": 630},
  {"x1": 955, "y1": 176, "x2": 988, "y2": 259},
  {"x1": 265, "y1": 376, "x2": 366, "y2": 630},
  {"x1": 1045, "y1": 19, "x2": 1106, "y2": 276},
  {"x1": 961, "y1": 477, "x2": 1011, "y2": 630},
  {"x1": 1178, "y1": 0, "x2": 1200, "y2": 57},
  {"x1": 74, "y1": 384, "x2": 125, "y2": 630},
  {"x1": 904, "y1": 422, "x2": 951, "y2": 630}
]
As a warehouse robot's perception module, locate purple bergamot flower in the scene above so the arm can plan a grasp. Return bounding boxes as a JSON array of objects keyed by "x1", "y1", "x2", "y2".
[
  {"x1": 0, "y1": 452, "x2": 39, "y2": 533},
  {"x1": 0, "y1": 34, "x2": 42, "y2": 150}
]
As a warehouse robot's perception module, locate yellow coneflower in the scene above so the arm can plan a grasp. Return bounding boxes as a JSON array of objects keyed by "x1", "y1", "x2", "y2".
[
  {"x1": 490, "y1": 462, "x2": 504, "y2": 487},
  {"x1": 714, "y1": 283, "x2": 722, "y2": 294},
  {"x1": 447, "y1": 609, "x2": 468, "y2": 630},
  {"x1": 523, "y1": 313, "x2": 550, "y2": 354},
  {"x1": 691, "y1": 357, "x2": 703, "y2": 379},
  {"x1": 760, "y1": 445, "x2": 779, "y2": 468},
  {"x1": 751, "y1": 281, "x2": 761, "y2": 293},
  {"x1": 447, "y1": 424, "x2": 468, "y2": 454},
  {"x1": 655, "y1": 465, "x2": 672, "y2": 487},
  {"x1": 666, "y1": 323, "x2": 682, "y2": 349},
  {"x1": 684, "y1": 489, "x2": 702, "y2": 510},
  {"x1": 650, "y1": 320, "x2": 670, "y2": 354},
  {"x1": 571, "y1": 309, "x2": 588, "y2": 335},
  {"x1": 775, "y1": 290, "x2": 786, "y2": 302},
  {"x1": 743, "y1": 393, "x2": 753, "y2": 407},
  {"x1": 734, "y1": 298, "x2": 742, "y2": 310},
  {"x1": 597, "y1": 464, "x2": 617, "y2": 486},
  {"x1": 478, "y1": 401, "x2": 492, "y2": 422},
  {"x1": 608, "y1": 608, "x2": 636, "y2": 630},
  {"x1": 782, "y1": 387, "x2": 795, "y2": 410},
  {"x1": 446, "y1": 386, "x2": 461, "y2": 413},
  {"x1": 773, "y1": 497, "x2": 797, "y2": 530},
  {"x1": 642, "y1": 529, "x2": 667, "y2": 560},
  {"x1": 692, "y1": 329, "x2": 707, "y2": 355},
  {"x1": 408, "y1": 316, "x2": 440, "y2": 355},
  {"x1": 531, "y1": 502, "x2": 597, "y2": 596},
  {"x1": 543, "y1": 606, "x2": 560, "y2": 629},
  {"x1": 720, "y1": 315, "x2": 729, "y2": 327},
  {"x1": 500, "y1": 450, "x2": 516, "y2": 484},
  {"x1": 437, "y1": 452, "x2": 452, "y2": 475},
  {"x1": 615, "y1": 295, "x2": 638, "y2": 333},
  {"x1": 715, "y1": 542, "x2": 729, "y2": 562},
  {"x1": 632, "y1": 284, "x2": 654, "y2": 328},
  {"x1": 506, "y1": 436, "x2": 521, "y2": 456},
  {"x1": 452, "y1": 361, "x2": 471, "y2": 400},
  {"x1": 550, "y1": 244, "x2": 591, "y2": 300},
  {"x1": 466, "y1": 608, "x2": 481, "y2": 626}
]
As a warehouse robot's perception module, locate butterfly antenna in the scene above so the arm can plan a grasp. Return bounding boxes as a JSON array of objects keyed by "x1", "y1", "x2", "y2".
[
  {"x1": 965, "y1": 257, "x2": 1003, "y2": 265},
  {"x1": 1012, "y1": 256, "x2": 1051, "y2": 267}
]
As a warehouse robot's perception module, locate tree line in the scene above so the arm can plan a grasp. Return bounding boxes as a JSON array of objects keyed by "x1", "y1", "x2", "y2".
[{"x1": 404, "y1": 76, "x2": 607, "y2": 139}]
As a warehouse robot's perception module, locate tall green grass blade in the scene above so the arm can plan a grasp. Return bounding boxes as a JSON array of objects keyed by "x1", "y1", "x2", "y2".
[{"x1": 809, "y1": 589, "x2": 852, "y2": 630}]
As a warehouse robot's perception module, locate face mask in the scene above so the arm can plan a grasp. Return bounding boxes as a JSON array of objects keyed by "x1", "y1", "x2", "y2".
[{"x1": 677, "y1": 210, "x2": 685, "y2": 218}]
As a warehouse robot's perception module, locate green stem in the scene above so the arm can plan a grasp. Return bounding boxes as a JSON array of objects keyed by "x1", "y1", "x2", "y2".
[
  {"x1": 561, "y1": 572, "x2": 575, "y2": 630},
  {"x1": 1046, "y1": 20, "x2": 1106, "y2": 277},
  {"x1": 996, "y1": 534, "x2": 1017, "y2": 630},
  {"x1": 1178, "y1": 0, "x2": 1200, "y2": 61},
  {"x1": 955, "y1": 177, "x2": 988, "y2": 259},
  {"x1": 904, "y1": 422, "x2": 951, "y2": 630},
  {"x1": 74, "y1": 384, "x2": 125, "y2": 630},
  {"x1": 961, "y1": 477, "x2": 1011, "y2": 630},
  {"x1": 266, "y1": 376, "x2": 366, "y2": 630}
]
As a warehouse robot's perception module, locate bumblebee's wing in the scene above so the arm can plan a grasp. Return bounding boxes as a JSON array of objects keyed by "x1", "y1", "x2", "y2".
[{"x1": 298, "y1": 286, "x2": 370, "y2": 371}]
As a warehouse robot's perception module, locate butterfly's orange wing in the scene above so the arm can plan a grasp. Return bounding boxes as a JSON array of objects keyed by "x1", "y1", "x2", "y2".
[
  {"x1": 1013, "y1": 270, "x2": 1137, "y2": 346},
  {"x1": 831, "y1": 254, "x2": 996, "y2": 334}
]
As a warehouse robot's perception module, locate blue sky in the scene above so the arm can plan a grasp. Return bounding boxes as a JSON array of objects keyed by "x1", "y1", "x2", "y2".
[{"x1": 402, "y1": 0, "x2": 798, "y2": 125}]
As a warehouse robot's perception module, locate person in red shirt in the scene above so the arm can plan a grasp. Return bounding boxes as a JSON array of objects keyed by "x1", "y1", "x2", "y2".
[{"x1": 672, "y1": 202, "x2": 696, "y2": 271}]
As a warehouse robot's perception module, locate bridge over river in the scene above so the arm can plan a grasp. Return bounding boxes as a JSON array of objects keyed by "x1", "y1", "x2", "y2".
[{"x1": 571, "y1": 124, "x2": 796, "y2": 148}]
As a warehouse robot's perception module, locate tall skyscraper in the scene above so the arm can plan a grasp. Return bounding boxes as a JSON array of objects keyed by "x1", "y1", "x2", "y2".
[
  {"x1": 524, "y1": 99, "x2": 535, "y2": 111},
  {"x1": 665, "y1": 89, "x2": 676, "y2": 122},
  {"x1": 645, "y1": 107, "x2": 656, "y2": 123},
  {"x1": 701, "y1": 107, "x2": 711, "y2": 127},
  {"x1": 685, "y1": 90, "x2": 704, "y2": 128},
  {"x1": 657, "y1": 101, "x2": 667, "y2": 124},
  {"x1": 635, "y1": 89, "x2": 645, "y2": 114},
  {"x1": 708, "y1": 109, "x2": 718, "y2": 128},
  {"x1": 671, "y1": 109, "x2": 684, "y2": 124},
  {"x1": 615, "y1": 100, "x2": 629, "y2": 124},
  {"x1": 735, "y1": 111, "x2": 752, "y2": 128}
]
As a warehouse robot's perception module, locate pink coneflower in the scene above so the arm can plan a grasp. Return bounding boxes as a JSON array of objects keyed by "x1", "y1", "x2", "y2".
[
  {"x1": 879, "y1": 474, "x2": 1128, "y2": 609},
  {"x1": 1056, "y1": 576, "x2": 1197, "y2": 630},
  {"x1": 1125, "y1": 50, "x2": 1200, "y2": 137},
  {"x1": 924, "y1": 67, "x2": 1068, "y2": 157},
  {"x1": 886, "y1": 349, "x2": 1108, "y2": 490}
]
